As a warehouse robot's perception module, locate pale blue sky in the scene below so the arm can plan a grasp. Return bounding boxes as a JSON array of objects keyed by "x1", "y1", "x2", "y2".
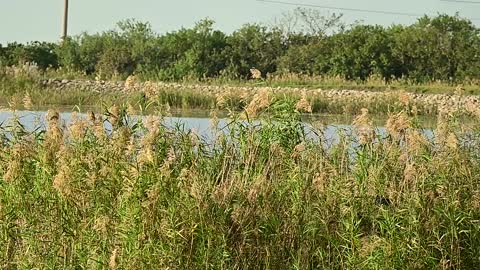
[{"x1": 1, "y1": 0, "x2": 479, "y2": 44}]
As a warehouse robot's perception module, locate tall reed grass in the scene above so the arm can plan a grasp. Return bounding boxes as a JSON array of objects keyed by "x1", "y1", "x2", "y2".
[{"x1": 1, "y1": 91, "x2": 480, "y2": 269}]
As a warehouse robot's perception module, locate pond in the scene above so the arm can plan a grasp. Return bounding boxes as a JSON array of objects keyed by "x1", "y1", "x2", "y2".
[{"x1": 0, "y1": 109, "x2": 436, "y2": 145}]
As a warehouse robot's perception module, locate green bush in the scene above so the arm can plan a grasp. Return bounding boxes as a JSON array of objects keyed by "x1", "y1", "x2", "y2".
[{"x1": 3, "y1": 13, "x2": 480, "y2": 83}]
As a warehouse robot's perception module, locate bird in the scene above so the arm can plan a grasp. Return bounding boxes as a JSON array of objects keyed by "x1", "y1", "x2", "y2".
[{"x1": 249, "y1": 67, "x2": 262, "y2": 79}]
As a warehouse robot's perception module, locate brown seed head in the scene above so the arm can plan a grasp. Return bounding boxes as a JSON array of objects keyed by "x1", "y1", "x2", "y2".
[
  {"x1": 386, "y1": 112, "x2": 411, "y2": 141},
  {"x1": 108, "y1": 105, "x2": 120, "y2": 126},
  {"x1": 124, "y1": 75, "x2": 137, "y2": 91},
  {"x1": 23, "y1": 93, "x2": 33, "y2": 110},
  {"x1": 109, "y1": 247, "x2": 119, "y2": 270},
  {"x1": 143, "y1": 80, "x2": 157, "y2": 99},
  {"x1": 353, "y1": 108, "x2": 375, "y2": 145},
  {"x1": 245, "y1": 88, "x2": 270, "y2": 118},
  {"x1": 295, "y1": 91, "x2": 312, "y2": 113}
]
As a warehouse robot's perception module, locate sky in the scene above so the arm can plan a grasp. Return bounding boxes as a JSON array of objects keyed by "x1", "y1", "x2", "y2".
[{"x1": 0, "y1": 0, "x2": 479, "y2": 44}]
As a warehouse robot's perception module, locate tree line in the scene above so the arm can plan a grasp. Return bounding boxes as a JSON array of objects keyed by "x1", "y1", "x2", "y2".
[{"x1": 1, "y1": 9, "x2": 479, "y2": 83}]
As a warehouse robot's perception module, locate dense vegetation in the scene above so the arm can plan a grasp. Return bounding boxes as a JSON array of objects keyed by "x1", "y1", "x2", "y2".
[
  {"x1": 1, "y1": 10, "x2": 480, "y2": 84},
  {"x1": 1, "y1": 10, "x2": 480, "y2": 269},
  {"x1": 1, "y1": 93, "x2": 480, "y2": 268}
]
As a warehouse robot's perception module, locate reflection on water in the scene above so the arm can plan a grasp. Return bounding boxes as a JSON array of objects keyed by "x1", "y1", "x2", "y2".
[{"x1": 0, "y1": 110, "x2": 435, "y2": 145}]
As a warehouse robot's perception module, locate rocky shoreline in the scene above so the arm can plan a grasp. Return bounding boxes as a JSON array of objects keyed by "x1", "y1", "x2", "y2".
[{"x1": 41, "y1": 78, "x2": 480, "y2": 112}]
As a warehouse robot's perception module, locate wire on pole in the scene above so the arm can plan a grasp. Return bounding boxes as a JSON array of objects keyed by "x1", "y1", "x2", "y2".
[
  {"x1": 256, "y1": 0, "x2": 424, "y2": 17},
  {"x1": 440, "y1": 0, "x2": 480, "y2": 4},
  {"x1": 256, "y1": 0, "x2": 480, "y2": 21}
]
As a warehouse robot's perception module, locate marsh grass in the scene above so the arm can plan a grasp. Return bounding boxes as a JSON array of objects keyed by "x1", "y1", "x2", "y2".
[
  {"x1": 180, "y1": 73, "x2": 480, "y2": 95},
  {"x1": 0, "y1": 75, "x2": 446, "y2": 119},
  {"x1": 1, "y1": 92, "x2": 480, "y2": 269}
]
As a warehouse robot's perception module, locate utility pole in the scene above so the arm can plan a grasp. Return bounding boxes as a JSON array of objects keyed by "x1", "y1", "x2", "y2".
[{"x1": 62, "y1": 0, "x2": 69, "y2": 41}]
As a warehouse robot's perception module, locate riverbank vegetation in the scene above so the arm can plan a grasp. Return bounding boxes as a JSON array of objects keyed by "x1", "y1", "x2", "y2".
[
  {"x1": 1, "y1": 10, "x2": 480, "y2": 86},
  {"x1": 0, "y1": 74, "x2": 444, "y2": 116},
  {"x1": 1, "y1": 9, "x2": 480, "y2": 269},
  {"x1": 1, "y1": 92, "x2": 480, "y2": 268}
]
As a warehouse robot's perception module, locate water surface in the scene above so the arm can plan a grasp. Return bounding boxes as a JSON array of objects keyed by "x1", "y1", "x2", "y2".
[{"x1": 0, "y1": 109, "x2": 436, "y2": 145}]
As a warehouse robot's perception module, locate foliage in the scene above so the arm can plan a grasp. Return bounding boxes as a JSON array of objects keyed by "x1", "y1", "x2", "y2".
[
  {"x1": 1, "y1": 13, "x2": 480, "y2": 83},
  {"x1": 390, "y1": 14, "x2": 480, "y2": 82},
  {"x1": 0, "y1": 42, "x2": 58, "y2": 69},
  {"x1": 224, "y1": 24, "x2": 285, "y2": 78}
]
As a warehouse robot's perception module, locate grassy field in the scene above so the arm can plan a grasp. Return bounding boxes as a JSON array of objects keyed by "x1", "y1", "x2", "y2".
[{"x1": 1, "y1": 88, "x2": 480, "y2": 268}]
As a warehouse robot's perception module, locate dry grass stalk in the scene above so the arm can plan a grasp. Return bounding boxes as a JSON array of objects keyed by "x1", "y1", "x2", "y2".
[
  {"x1": 109, "y1": 247, "x2": 119, "y2": 270},
  {"x1": 386, "y1": 111, "x2": 411, "y2": 141},
  {"x1": 124, "y1": 75, "x2": 137, "y2": 91},
  {"x1": 295, "y1": 91, "x2": 312, "y2": 113},
  {"x1": 108, "y1": 104, "x2": 120, "y2": 126},
  {"x1": 4, "y1": 142, "x2": 32, "y2": 182},
  {"x1": 405, "y1": 129, "x2": 428, "y2": 157},
  {"x1": 110, "y1": 127, "x2": 132, "y2": 156},
  {"x1": 209, "y1": 110, "x2": 219, "y2": 131},
  {"x1": 44, "y1": 110, "x2": 64, "y2": 164},
  {"x1": 465, "y1": 101, "x2": 480, "y2": 118},
  {"x1": 126, "y1": 103, "x2": 136, "y2": 116},
  {"x1": 190, "y1": 128, "x2": 199, "y2": 147},
  {"x1": 245, "y1": 88, "x2": 270, "y2": 118},
  {"x1": 8, "y1": 95, "x2": 22, "y2": 111},
  {"x1": 143, "y1": 81, "x2": 156, "y2": 98},
  {"x1": 454, "y1": 84, "x2": 465, "y2": 96},
  {"x1": 312, "y1": 171, "x2": 328, "y2": 193},
  {"x1": 68, "y1": 114, "x2": 88, "y2": 141},
  {"x1": 22, "y1": 92, "x2": 33, "y2": 110},
  {"x1": 239, "y1": 90, "x2": 250, "y2": 101},
  {"x1": 359, "y1": 235, "x2": 386, "y2": 258},
  {"x1": 216, "y1": 93, "x2": 227, "y2": 108},
  {"x1": 403, "y1": 162, "x2": 417, "y2": 186},
  {"x1": 397, "y1": 90, "x2": 411, "y2": 106},
  {"x1": 445, "y1": 132, "x2": 458, "y2": 150},
  {"x1": 292, "y1": 142, "x2": 306, "y2": 158},
  {"x1": 353, "y1": 108, "x2": 375, "y2": 145},
  {"x1": 53, "y1": 146, "x2": 73, "y2": 197},
  {"x1": 93, "y1": 216, "x2": 110, "y2": 234},
  {"x1": 137, "y1": 115, "x2": 162, "y2": 165},
  {"x1": 435, "y1": 114, "x2": 451, "y2": 148}
]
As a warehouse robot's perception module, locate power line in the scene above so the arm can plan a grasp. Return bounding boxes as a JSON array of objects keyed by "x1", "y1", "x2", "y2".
[
  {"x1": 256, "y1": 0, "x2": 424, "y2": 17},
  {"x1": 257, "y1": 0, "x2": 480, "y2": 21},
  {"x1": 439, "y1": 0, "x2": 480, "y2": 22},
  {"x1": 440, "y1": 0, "x2": 480, "y2": 4}
]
